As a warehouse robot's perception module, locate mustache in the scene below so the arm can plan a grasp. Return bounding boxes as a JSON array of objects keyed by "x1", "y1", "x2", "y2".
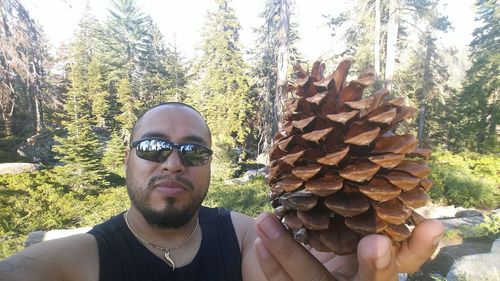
[{"x1": 147, "y1": 174, "x2": 194, "y2": 191}]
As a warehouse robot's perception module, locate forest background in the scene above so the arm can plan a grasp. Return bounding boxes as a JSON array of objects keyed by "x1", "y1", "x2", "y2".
[{"x1": 0, "y1": 0, "x2": 498, "y2": 259}]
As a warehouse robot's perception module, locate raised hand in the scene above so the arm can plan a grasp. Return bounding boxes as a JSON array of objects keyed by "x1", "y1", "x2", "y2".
[{"x1": 254, "y1": 212, "x2": 444, "y2": 281}]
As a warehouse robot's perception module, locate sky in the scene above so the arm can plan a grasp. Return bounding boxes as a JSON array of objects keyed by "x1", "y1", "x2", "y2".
[{"x1": 22, "y1": 0, "x2": 477, "y2": 61}]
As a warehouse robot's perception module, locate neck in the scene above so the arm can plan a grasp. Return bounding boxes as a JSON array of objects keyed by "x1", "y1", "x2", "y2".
[{"x1": 125, "y1": 206, "x2": 199, "y2": 248}]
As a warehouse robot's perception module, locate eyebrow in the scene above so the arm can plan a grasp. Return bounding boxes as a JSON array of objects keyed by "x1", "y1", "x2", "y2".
[{"x1": 139, "y1": 132, "x2": 209, "y2": 146}]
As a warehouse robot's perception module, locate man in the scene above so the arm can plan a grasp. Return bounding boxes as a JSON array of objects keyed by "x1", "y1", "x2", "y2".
[{"x1": 0, "y1": 102, "x2": 444, "y2": 281}]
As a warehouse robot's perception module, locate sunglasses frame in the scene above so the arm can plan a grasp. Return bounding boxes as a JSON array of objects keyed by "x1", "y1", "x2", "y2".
[{"x1": 130, "y1": 138, "x2": 213, "y2": 166}]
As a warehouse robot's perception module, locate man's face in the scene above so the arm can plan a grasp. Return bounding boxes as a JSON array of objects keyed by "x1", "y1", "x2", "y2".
[{"x1": 125, "y1": 105, "x2": 212, "y2": 228}]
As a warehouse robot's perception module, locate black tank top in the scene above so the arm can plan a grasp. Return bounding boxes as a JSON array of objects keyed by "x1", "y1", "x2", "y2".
[{"x1": 88, "y1": 206, "x2": 243, "y2": 281}]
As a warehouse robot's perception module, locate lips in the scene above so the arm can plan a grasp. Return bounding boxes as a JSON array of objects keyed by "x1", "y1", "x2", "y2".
[{"x1": 153, "y1": 180, "x2": 187, "y2": 196}]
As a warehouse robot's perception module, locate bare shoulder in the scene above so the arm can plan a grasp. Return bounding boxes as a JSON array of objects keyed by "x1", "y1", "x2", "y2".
[
  {"x1": 0, "y1": 233, "x2": 98, "y2": 281},
  {"x1": 230, "y1": 211, "x2": 256, "y2": 249},
  {"x1": 230, "y1": 211, "x2": 266, "y2": 281}
]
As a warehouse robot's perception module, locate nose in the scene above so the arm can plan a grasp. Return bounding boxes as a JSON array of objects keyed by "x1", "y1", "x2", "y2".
[{"x1": 160, "y1": 149, "x2": 185, "y2": 173}]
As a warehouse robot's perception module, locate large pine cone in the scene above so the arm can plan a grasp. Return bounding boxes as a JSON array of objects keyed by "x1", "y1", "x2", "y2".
[{"x1": 267, "y1": 59, "x2": 432, "y2": 255}]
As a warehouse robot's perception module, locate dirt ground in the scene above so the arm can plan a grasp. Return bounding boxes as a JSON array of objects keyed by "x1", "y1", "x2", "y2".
[{"x1": 407, "y1": 236, "x2": 495, "y2": 281}]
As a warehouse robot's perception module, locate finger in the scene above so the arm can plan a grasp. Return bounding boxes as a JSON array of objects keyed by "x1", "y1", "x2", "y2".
[
  {"x1": 254, "y1": 237, "x2": 292, "y2": 281},
  {"x1": 255, "y1": 212, "x2": 334, "y2": 281},
  {"x1": 354, "y1": 235, "x2": 398, "y2": 281},
  {"x1": 397, "y1": 219, "x2": 444, "y2": 272}
]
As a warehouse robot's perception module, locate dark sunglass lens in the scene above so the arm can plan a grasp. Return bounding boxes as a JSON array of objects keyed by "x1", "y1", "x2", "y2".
[
  {"x1": 136, "y1": 140, "x2": 172, "y2": 162},
  {"x1": 181, "y1": 144, "x2": 211, "y2": 166}
]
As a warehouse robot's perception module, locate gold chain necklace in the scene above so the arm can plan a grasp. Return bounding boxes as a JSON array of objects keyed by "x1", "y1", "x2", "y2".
[{"x1": 124, "y1": 211, "x2": 199, "y2": 270}]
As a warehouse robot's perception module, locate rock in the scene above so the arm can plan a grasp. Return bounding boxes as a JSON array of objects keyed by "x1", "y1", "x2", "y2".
[
  {"x1": 0, "y1": 163, "x2": 41, "y2": 175},
  {"x1": 492, "y1": 209, "x2": 500, "y2": 216},
  {"x1": 415, "y1": 205, "x2": 483, "y2": 220},
  {"x1": 25, "y1": 227, "x2": 92, "y2": 247},
  {"x1": 415, "y1": 205, "x2": 459, "y2": 219},
  {"x1": 446, "y1": 250, "x2": 500, "y2": 281},
  {"x1": 225, "y1": 168, "x2": 266, "y2": 185},
  {"x1": 256, "y1": 153, "x2": 269, "y2": 165},
  {"x1": 439, "y1": 216, "x2": 484, "y2": 230},
  {"x1": 492, "y1": 237, "x2": 500, "y2": 253},
  {"x1": 455, "y1": 209, "x2": 483, "y2": 218},
  {"x1": 17, "y1": 132, "x2": 58, "y2": 163}
]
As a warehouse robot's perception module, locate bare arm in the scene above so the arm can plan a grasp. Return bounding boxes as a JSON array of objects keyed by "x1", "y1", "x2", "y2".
[
  {"x1": 230, "y1": 211, "x2": 267, "y2": 281},
  {"x1": 0, "y1": 233, "x2": 98, "y2": 281}
]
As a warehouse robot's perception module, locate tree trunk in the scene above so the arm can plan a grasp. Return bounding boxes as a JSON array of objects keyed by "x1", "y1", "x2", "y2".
[
  {"x1": 260, "y1": 73, "x2": 275, "y2": 154},
  {"x1": 274, "y1": 0, "x2": 291, "y2": 137},
  {"x1": 385, "y1": 0, "x2": 399, "y2": 91},
  {"x1": 34, "y1": 92, "x2": 44, "y2": 134},
  {"x1": 417, "y1": 35, "x2": 433, "y2": 142},
  {"x1": 374, "y1": 0, "x2": 381, "y2": 77},
  {"x1": 3, "y1": 98, "x2": 14, "y2": 137},
  {"x1": 1, "y1": 78, "x2": 16, "y2": 137}
]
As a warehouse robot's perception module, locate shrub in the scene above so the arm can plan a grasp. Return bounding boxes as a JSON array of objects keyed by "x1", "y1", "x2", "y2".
[
  {"x1": 0, "y1": 169, "x2": 129, "y2": 259},
  {"x1": 429, "y1": 150, "x2": 499, "y2": 209},
  {"x1": 0, "y1": 137, "x2": 27, "y2": 162},
  {"x1": 204, "y1": 176, "x2": 270, "y2": 217}
]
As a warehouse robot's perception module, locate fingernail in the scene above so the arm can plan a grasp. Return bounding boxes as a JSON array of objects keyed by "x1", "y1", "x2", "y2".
[
  {"x1": 375, "y1": 243, "x2": 391, "y2": 269},
  {"x1": 259, "y1": 214, "x2": 283, "y2": 239},
  {"x1": 433, "y1": 233, "x2": 444, "y2": 247}
]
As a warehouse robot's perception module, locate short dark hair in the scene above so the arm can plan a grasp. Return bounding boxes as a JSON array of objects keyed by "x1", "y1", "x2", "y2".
[{"x1": 129, "y1": 102, "x2": 210, "y2": 144}]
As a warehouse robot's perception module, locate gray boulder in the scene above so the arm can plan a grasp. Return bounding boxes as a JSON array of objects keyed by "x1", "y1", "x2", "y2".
[
  {"x1": 439, "y1": 216, "x2": 485, "y2": 230},
  {"x1": 415, "y1": 205, "x2": 459, "y2": 219},
  {"x1": 17, "y1": 132, "x2": 57, "y2": 163},
  {"x1": 0, "y1": 163, "x2": 41, "y2": 175},
  {"x1": 225, "y1": 168, "x2": 266, "y2": 185},
  {"x1": 455, "y1": 209, "x2": 483, "y2": 218},
  {"x1": 446, "y1": 237, "x2": 500, "y2": 281}
]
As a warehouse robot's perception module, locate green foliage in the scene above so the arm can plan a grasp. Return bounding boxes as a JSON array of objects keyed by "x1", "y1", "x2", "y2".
[
  {"x1": 0, "y1": 169, "x2": 129, "y2": 259},
  {"x1": 443, "y1": 213, "x2": 500, "y2": 243},
  {"x1": 0, "y1": 137, "x2": 27, "y2": 162},
  {"x1": 429, "y1": 150, "x2": 499, "y2": 209},
  {"x1": 52, "y1": 107, "x2": 109, "y2": 190},
  {"x1": 115, "y1": 78, "x2": 137, "y2": 136},
  {"x1": 449, "y1": 0, "x2": 499, "y2": 153},
  {"x1": 102, "y1": 130, "x2": 126, "y2": 183},
  {"x1": 205, "y1": 176, "x2": 271, "y2": 218},
  {"x1": 188, "y1": 0, "x2": 253, "y2": 178},
  {"x1": 462, "y1": 214, "x2": 500, "y2": 240},
  {"x1": 88, "y1": 55, "x2": 111, "y2": 128}
]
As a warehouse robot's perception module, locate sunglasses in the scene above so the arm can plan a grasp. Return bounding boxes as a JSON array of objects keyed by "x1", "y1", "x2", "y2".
[{"x1": 130, "y1": 138, "x2": 213, "y2": 166}]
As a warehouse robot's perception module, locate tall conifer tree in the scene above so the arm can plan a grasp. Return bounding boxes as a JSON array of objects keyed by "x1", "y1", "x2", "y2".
[
  {"x1": 52, "y1": 9, "x2": 108, "y2": 190},
  {"x1": 189, "y1": 0, "x2": 252, "y2": 176},
  {"x1": 252, "y1": 0, "x2": 301, "y2": 154},
  {"x1": 451, "y1": 0, "x2": 499, "y2": 153}
]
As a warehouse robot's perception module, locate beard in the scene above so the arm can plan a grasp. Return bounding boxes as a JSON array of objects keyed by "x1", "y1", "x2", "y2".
[{"x1": 126, "y1": 174, "x2": 208, "y2": 228}]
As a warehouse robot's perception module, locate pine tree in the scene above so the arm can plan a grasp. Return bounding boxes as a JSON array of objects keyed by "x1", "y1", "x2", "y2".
[
  {"x1": 103, "y1": 0, "x2": 187, "y2": 140},
  {"x1": 102, "y1": 130, "x2": 126, "y2": 183},
  {"x1": 88, "y1": 54, "x2": 111, "y2": 128},
  {"x1": 0, "y1": 0, "x2": 51, "y2": 137},
  {"x1": 451, "y1": 0, "x2": 499, "y2": 153},
  {"x1": 325, "y1": 0, "x2": 377, "y2": 74},
  {"x1": 52, "y1": 9, "x2": 109, "y2": 190},
  {"x1": 391, "y1": 1, "x2": 451, "y2": 147},
  {"x1": 116, "y1": 78, "x2": 136, "y2": 138},
  {"x1": 102, "y1": 0, "x2": 149, "y2": 138},
  {"x1": 252, "y1": 0, "x2": 301, "y2": 154},
  {"x1": 189, "y1": 0, "x2": 252, "y2": 177}
]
